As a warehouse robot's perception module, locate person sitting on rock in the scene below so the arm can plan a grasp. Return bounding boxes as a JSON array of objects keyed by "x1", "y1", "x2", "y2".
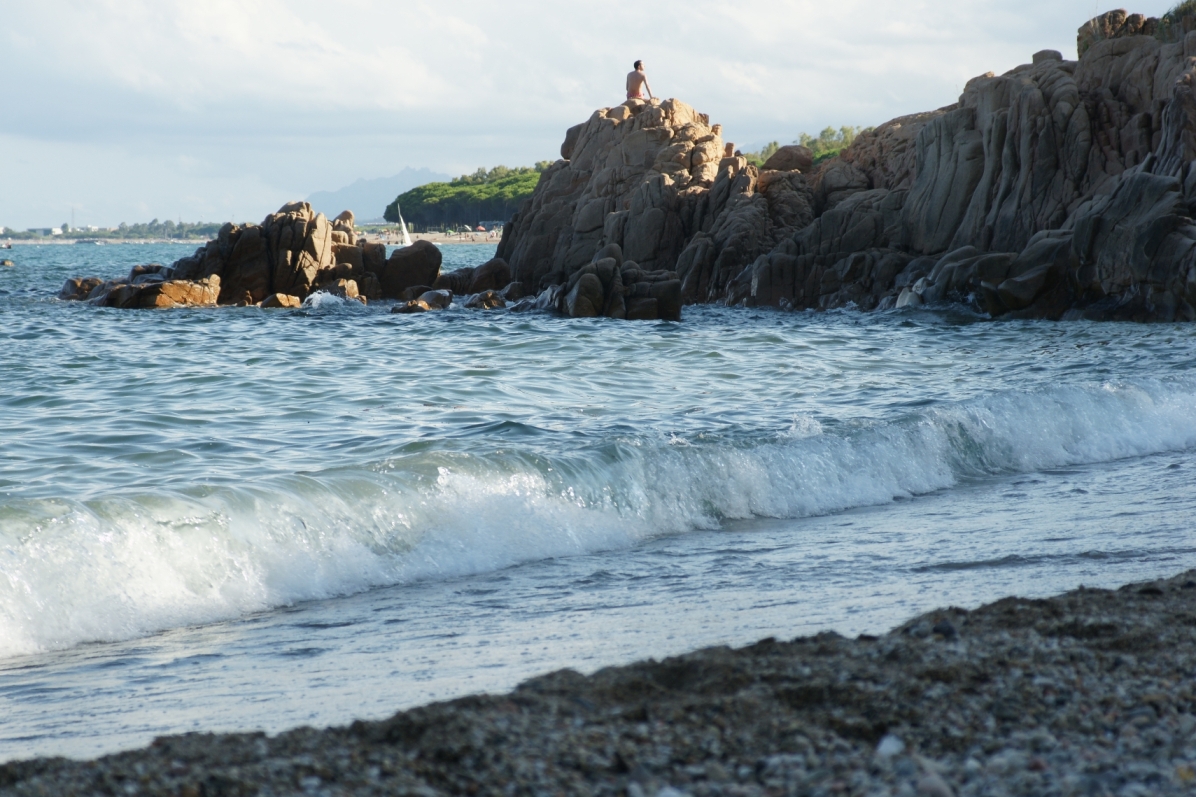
[{"x1": 626, "y1": 60, "x2": 653, "y2": 101}]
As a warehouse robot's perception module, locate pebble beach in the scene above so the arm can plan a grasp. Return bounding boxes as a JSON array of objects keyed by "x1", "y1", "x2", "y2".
[{"x1": 3, "y1": 569, "x2": 1194, "y2": 796}]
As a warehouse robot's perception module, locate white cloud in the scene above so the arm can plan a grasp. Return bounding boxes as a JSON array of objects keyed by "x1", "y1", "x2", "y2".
[{"x1": 0, "y1": 0, "x2": 1180, "y2": 228}]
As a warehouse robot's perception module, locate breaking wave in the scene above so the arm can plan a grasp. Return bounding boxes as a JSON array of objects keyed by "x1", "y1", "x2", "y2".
[{"x1": 2, "y1": 377, "x2": 1195, "y2": 659}]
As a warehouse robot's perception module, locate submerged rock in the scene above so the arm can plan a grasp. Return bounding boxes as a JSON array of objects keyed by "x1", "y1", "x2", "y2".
[{"x1": 260, "y1": 293, "x2": 302, "y2": 309}]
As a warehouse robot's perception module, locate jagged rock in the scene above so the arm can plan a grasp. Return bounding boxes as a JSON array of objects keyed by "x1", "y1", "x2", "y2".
[
  {"x1": 332, "y1": 243, "x2": 364, "y2": 274},
  {"x1": 59, "y1": 277, "x2": 104, "y2": 301},
  {"x1": 358, "y1": 272, "x2": 382, "y2": 302},
  {"x1": 1078, "y1": 10, "x2": 1159, "y2": 58},
  {"x1": 762, "y1": 145, "x2": 814, "y2": 172},
  {"x1": 61, "y1": 201, "x2": 365, "y2": 310},
  {"x1": 392, "y1": 300, "x2": 431, "y2": 314},
  {"x1": 217, "y1": 225, "x2": 271, "y2": 304},
  {"x1": 500, "y1": 282, "x2": 526, "y2": 301},
  {"x1": 432, "y1": 258, "x2": 510, "y2": 295},
  {"x1": 400, "y1": 285, "x2": 436, "y2": 301},
  {"x1": 139, "y1": 276, "x2": 222, "y2": 308},
  {"x1": 498, "y1": 97, "x2": 799, "y2": 318},
  {"x1": 377, "y1": 240, "x2": 442, "y2": 299},
  {"x1": 361, "y1": 242, "x2": 387, "y2": 275},
  {"x1": 332, "y1": 210, "x2": 357, "y2": 246},
  {"x1": 260, "y1": 293, "x2": 302, "y2": 309},
  {"x1": 710, "y1": 10, "x2": 1196, "y2": 321},
  {"x1": 264, "y1": 204, "x2": 333, "y2": 300},
  {"x1": 314, "y1": 278, "x2": 365, "y2": 304}
]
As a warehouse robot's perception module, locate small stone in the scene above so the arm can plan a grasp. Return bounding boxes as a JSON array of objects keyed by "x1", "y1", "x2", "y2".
[
  {"x1": 916, "y1": 771, "x2": 955, "y2": 797},
  {"x1": 932, "y1": 619, "x2": 958, "y2": 639},
  {"x1": 876, "y1": 734, "x2": 905, "y2": 758}
]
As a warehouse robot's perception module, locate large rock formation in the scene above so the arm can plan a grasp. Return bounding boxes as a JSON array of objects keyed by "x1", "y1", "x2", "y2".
[
  {"x1": 737, "y1": 11, "x2": 1196, "y2": 321},
  {"x1": 496, "y1": 98, "x2": 816, "y2": 320},
  {"x1": 59, "y1": 202, "x2": 444, "y2": 310},
  {"x1": 501, "y1": 10, "x2": 1196, "y2": 322}
]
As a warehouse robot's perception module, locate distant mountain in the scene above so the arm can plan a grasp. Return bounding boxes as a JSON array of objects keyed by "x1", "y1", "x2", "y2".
[{"x1": 307, "y1": 168, "x2": 452, "y2": 222}]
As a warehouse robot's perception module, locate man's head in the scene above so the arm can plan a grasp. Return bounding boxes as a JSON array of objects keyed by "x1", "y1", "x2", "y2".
[{"x1": 634, "y1": 60, "x2": 643, "y2": 71}]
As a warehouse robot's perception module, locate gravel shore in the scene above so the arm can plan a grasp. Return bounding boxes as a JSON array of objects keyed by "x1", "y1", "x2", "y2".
[{"x1": 3, "y1": 570, "x2": 1195, "y2": 796}]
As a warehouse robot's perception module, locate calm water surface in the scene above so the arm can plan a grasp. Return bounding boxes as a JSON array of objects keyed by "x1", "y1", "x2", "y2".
[{"x1": 2, "y1": 242, "x2": 1196, "y2": 760}]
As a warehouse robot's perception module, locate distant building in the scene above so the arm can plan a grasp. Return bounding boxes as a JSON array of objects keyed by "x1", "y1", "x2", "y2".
[{"x1": 26, "y1": 228, "x2": 55, "y2": 236}]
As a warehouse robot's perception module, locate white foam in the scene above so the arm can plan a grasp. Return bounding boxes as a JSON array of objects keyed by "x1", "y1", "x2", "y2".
[{"x1": 2, "y1": 377, "x2": 1195, "y2": 659}]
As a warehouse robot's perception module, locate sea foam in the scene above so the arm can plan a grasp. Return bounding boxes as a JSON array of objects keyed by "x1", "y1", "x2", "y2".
[{"x1": 2, "y1": 377, "x2": 1195, "y2": 659}]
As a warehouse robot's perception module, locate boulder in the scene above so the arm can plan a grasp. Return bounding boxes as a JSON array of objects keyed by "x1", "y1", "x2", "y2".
[
  {"x1": 500, "y1": 282, "x2": 526, "y2": 301},
  {"x1": 332, "y1": 243, "x2": 364, "y2": 274},
  {"x1": 263, "y1": 204, "x2": 333, "y2": 300},
  {"x1": 762, "y1": 145, "x2": 814, "y2": 173},
  {"x1": 417, "y1": 289, "x2": 452, "y2": 309},
  {"x1": 378, "y1": 240, "x2": 442, "y2": 299},
  {"x1": 358, "y1": 272, "x2": 382, "y2": 301},
  {"x1": 465, "y1": 290, "x2": 506, "y2": 310},
  {"x1": 138, "y1": 276, "x2": 222, "y2": 308},
  {"x1": 467, "y1": 258, "x2": 512, "y2": 293},
  {"x1": 59, "y1": 277, "x2": 104, "y2": 301},
  {"x1": 314, "y1": 278, "x2": 365, "y2": 303},
  {"x1": 497, "y1": 98, "x2": 732, "y2": 300},
  {"x1": 401, "y1": 285, "x2": 436, "y2": 301},
  {"x1": 392, "y1": 300, "x2": 432, "y2": 313},
  {"x1": 218, "y1": 225, "x2": 271, "y2": 304},
  {"x1": 361, "y1": 242, "x2": 387, "y2": 275},
  {"x1": 261, "y1": 293, "x2": 302, "y2": 309}
]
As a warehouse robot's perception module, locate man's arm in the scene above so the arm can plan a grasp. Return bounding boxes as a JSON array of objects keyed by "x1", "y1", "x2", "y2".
[{"x1": 644, "y1": 78, "x2": 653, "y2": 99}]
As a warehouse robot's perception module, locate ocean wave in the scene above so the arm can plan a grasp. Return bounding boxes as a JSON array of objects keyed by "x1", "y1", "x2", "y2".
[{"x1": 2, "y1": 377, "x2": 1195, "y2": 659}]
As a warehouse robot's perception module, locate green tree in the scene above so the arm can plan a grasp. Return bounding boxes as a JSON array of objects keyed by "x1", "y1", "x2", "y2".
[
  {"x1": 385, "y1": 167, "x2": 544, "y2": 229},
  {"x1": 797, "y1": 126, "x2": 872, "y2": 164},
  {"x1": 743, "y1": 141, "x2": 780, "y2": 167}
]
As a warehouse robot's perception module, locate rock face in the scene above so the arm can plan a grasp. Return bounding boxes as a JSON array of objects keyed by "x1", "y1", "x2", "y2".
[
  {"x1": 376, "y1": 240, "x2": 442, "y2": 299},
  {"x1": 496, "y1": 98, "x2": 815, "y2": 320},
  {"x1": 501, "y1": 11, "x2": 1196, "y2": 322},
  {"x1": 60, "y1": 202, "x2": 438, "y2": 310},
  {"x1": 734, "y1": 13, "x2": 1196, "y2": 321}
]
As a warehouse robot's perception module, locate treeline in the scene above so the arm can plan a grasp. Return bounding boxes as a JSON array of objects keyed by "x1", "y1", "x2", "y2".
[
  {"x1": 742, "y1": 126, "x2": 873, "y2": 169},
  {"x1": 1, "y1": 220, "x2": 227, "y2": 240},
  {"x1": 384, "y1": 164, "x2": 553, "y2": 230}
]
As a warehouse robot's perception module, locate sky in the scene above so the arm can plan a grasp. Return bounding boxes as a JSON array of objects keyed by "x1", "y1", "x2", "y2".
[{"x1": 0, "y1": 1, "x2": 1181, "y2": 230}]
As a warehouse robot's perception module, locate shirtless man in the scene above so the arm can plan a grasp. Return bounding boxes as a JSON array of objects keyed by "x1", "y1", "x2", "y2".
[{"x1": 626, "y1": 60, "x2": 653, "y2": 101}]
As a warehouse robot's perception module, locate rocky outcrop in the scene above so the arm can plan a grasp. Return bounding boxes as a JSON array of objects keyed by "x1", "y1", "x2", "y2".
[
  {"x1": 374, "y1": 240, "x2": 442, "y2": 299},
  {"x1": 492, "y1": 10, "x2": 1196, "y2": 322},
  {"x1": 726, "y1": 10, "x2": 1196, "y2": 321},
  {"x1": 58, "y1": 202, "x2": 439, "y2": 310},
  {"x1": 497, "y1": 98, "x2": 816, "y2": 320},
  {"x1": 433, "y1": 257, "x2": 512, "y2": 295}
]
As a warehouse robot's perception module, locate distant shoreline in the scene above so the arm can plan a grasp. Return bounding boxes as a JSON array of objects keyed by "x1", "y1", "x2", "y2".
[{"x1": 3, "y1": 232, "x2": 499, "y2": 247}]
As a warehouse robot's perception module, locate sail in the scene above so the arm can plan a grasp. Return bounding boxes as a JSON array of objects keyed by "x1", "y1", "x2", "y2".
[{"x1": 397, "y1": 205, "x2": 413, "y2": 247}]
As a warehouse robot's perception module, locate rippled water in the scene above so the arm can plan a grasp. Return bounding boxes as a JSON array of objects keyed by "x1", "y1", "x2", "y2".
[{"x1": 2, "y1": 242, "x2": 1196, "y2": 761}]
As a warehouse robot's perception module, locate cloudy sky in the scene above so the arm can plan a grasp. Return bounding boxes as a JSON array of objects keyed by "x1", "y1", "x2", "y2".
[{"x1": 0, "y1": 1, "x2": 1178, "y2": 229}]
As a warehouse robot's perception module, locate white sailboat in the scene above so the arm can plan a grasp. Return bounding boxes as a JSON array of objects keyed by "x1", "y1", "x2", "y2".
[{"x1": 396, "y1": 204, "x2": 413, "y2": 247}]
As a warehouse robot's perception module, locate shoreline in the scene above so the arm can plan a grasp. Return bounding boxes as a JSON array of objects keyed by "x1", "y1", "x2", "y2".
[
  {"x1": 3, "y1": 569, "x2": 1194, "y2": 795},
  {"x1": 1, "y1": 232, "x2": 498, "y2": 247}
]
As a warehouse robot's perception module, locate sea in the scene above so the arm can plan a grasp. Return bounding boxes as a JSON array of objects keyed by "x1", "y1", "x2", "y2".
[{"x1": 3, "y1": 241, "x2": 1196, "y2": 762}]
